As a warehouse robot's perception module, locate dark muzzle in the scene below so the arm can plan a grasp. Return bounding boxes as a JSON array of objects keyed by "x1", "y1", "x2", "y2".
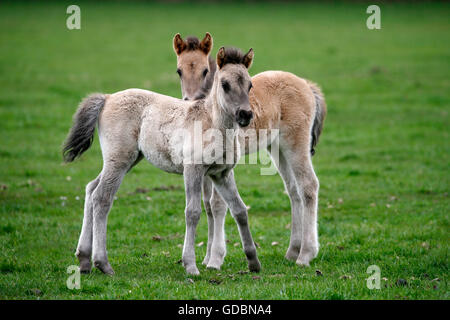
[{"x1": 236, "y1": 109, "x2": 253, "y2": 127}]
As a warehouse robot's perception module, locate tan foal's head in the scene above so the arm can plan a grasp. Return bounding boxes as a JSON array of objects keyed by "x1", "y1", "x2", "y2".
[{"x1": 173, "y1": 33, "x2": 213, "y2": 100}]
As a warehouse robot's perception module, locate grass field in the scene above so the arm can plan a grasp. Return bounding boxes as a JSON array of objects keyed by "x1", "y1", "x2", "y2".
[{"x1": 0, "y1": 1, "x2": 448, "y2": 299}]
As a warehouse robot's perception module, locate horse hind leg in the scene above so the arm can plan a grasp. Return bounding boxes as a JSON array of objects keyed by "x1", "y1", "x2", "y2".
[
  {"x1": 289, "y1": 153, "x2": 320, "y2": 266},
  {"x1": 76, "y1": 174, "x2": 101, "y2": 273},
  {"x1": 201, "y1": 177, "x2": 214, "y2": 266},
  {"x1": 91, "y1": 141, "x2": 140, "y2": 275},
  {"x1": 90, "y1": 161, "x2": 131, "y2": 275},
  {"x1": 206, "y1": 187, "x2": 228, "y2": 270},
  {"x1": 269, "y1": 145, "x2": 303, "y2": 261}
]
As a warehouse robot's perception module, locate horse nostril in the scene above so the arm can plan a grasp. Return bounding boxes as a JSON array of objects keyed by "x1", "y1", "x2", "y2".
[
  {"x1": 238, "y1": 109, "x2": 253, "y2": 120},
  {"x1": 183, "y1": 97, "x2": 189, "y2": 101}
]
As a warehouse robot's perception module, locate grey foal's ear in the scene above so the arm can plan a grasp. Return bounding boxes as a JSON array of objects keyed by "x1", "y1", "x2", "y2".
[
  {"x1": 216, "y1": 46, "x2": 226, "y2": 69},
  {"x1": 242, "y1": 48, "x2": 254, "y2": 69},
  {"x1": 173, "y1": 33, "x2": 186, "y2": 55}
]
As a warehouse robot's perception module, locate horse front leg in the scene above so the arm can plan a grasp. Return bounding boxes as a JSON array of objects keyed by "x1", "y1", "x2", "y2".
[
  {"x1": 182, "y1": 165, "x2": 204, "y2": 275},
  {"x1": 210, "y1": 170, "x2": 261, "y2": 272}
]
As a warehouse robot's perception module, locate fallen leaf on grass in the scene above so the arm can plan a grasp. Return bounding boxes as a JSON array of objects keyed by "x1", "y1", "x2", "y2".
[
  {"x1": 127, "y1": 187, "x2": 149, "y2": 195},
  {"x1": 421, "y1": 242, "x2": 430, "y2": 249},
  {"x1": 252, "y1": 276, "x2": 261, "y2": 280},
  {"x1": 26, "y1": 179, "x2": 37, "y2": 187},
  {"x1": 152, "y1": 185, "x2": 182, "y2": 192},
  {"x1": 396, "y1": 279, "x2": 408, "y2": 286},
  {"x1": 197, "y1": 242, "x2": 204, "y2": 247},
  {"x1": 152, "y1": 235, "x2": 162, "y2": 241},
  {"x1": 27, "y1": 288, "x2": 42, "y2": 296},
  {"x1": 209, "y1": 279, "x2": 222, "y2": 285},
  {"x1": 271, "y1": 241, "x2": 279, "y2": 246},
  {"x1": 316, "y1": 270, "x2": 323, "y2": 276}
]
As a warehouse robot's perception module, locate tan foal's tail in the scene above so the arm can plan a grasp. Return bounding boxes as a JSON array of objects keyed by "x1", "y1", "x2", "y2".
[
  {"x1": 62, "y1": 93, "x2": 107, "y2": 162},
  {"x1": 307, "y1": 81, "x2": 327, "y2": 156}
]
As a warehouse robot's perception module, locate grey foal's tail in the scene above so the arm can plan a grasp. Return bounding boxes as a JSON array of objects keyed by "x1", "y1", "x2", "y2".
[
  {"x1": 62, "y1": 93, "x2": 107, "y2": 162},
  {"x1": 307, "y1": 81, "x2": 327, "y2": 156}
]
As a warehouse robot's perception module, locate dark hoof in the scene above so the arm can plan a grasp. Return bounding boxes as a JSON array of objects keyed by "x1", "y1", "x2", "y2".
[
  {"x1": 248, "y1": 259, "x2": 261, "y2": 273},
  {"x1": 79, "y1": 261, "x2": 92, "y2": 274},
  {"x1": 185, "y1": 265, "x2": 200, "y2": 275},
  {"x1": 285, "y1": 247, "x2": 301, "y2": 261},
  {"x1": 94, "y1": 261, "x2": 115, "y2": 275},
  {"x1": 77, "y1": 253, "x2": 92, "y2": 273}
]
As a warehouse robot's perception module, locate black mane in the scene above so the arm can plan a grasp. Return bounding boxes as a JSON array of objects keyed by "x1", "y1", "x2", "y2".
[
  {"x1": 185, "y1": 36, "x2": 201, "y2": 51},
  {"x1": 220, "y1": 47, "x2": 246, "y2": 67}
]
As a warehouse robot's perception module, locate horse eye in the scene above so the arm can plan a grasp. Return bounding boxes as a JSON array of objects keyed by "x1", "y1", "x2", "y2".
[
  {"x1": 176, "y1": 69, "x2": 182, "y2": 77},
  {"x1": 202, "y1": 68, "x2": 209, "y2": 78},
  {"x1": 222, "y1": 81, "x2": 230, "y2": 93},
  {"x1": 248, "y1": 82, "x2": 253, "y2": 92}
]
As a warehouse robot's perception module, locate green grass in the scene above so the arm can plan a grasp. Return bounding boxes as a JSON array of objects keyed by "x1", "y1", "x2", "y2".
[{"x1": 0, "y1": 1, "x2": 448, "y2": 299}]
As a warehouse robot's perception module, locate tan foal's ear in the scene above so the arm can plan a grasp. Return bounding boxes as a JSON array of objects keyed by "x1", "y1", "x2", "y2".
[
  {"x1": 216, "y1": 47, "x2": 226, "y2": 69},
  {"x1": 199, "y1": 32, "x2": 213, "y2": 55},
  {"x1": 242, "y1": 48, "x2": 254, "y2": 69},
  {"x1": 173, "y1": 33, "x2": 186, "y2": 55}
]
